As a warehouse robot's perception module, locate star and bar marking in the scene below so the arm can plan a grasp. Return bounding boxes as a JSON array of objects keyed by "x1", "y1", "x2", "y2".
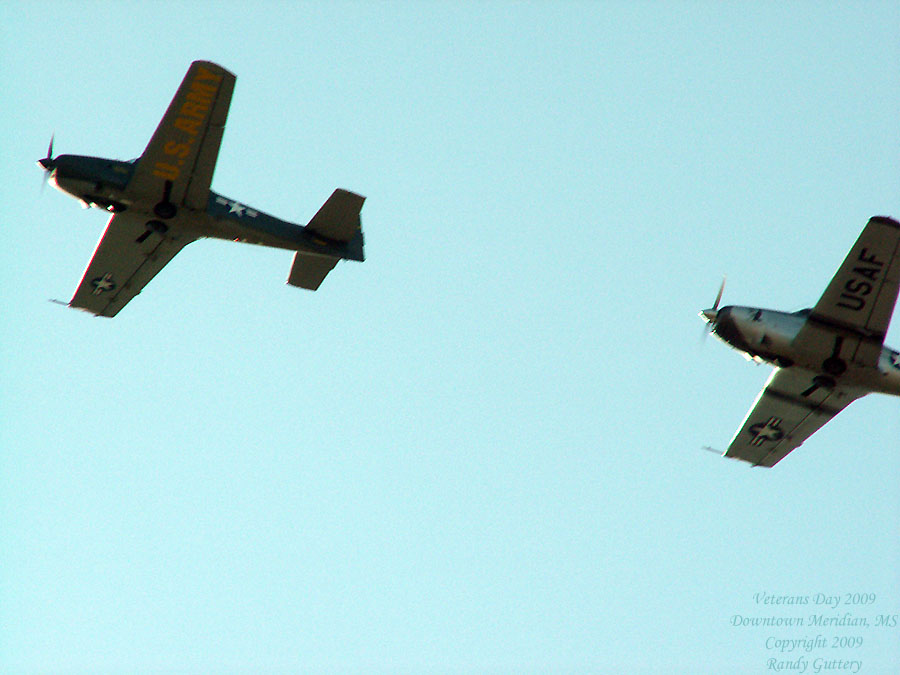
[
  {"x1": 749, "y1": 417, "x2": 784, "y2": 446},
  {"x1": 215, "y1": 196, "x2": 257, "y2": 218},
  {"x1": 90, "y1": 273, "x2": 116, "y2": 296}
]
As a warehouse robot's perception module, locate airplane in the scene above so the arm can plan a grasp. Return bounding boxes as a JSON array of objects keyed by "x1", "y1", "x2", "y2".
[
  {"x1": 37, "y1": 60, "x2": 365, "y2": 317},
  {"x1": 700, "y1": 216, "x2": 900, "y2": 467}
]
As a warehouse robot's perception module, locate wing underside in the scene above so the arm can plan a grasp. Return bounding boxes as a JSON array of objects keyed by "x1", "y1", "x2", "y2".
[
  {"x1": 69, "y1": 61, "x2": 233, "y2": 317},
  {"x1": 724, "y1": 368, "x2": 864, "y2": 467},
  {"x1": 70, "y1": 214, "x2": 196, "y2": 317},
  {"x1": 128, "y1": 60, "x2": 236, "y2": 210},
  {"x1": 794, "y1": 216, "x2": 900, "y2": 366}
]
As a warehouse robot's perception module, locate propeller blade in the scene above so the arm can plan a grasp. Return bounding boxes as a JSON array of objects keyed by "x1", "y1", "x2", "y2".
[
  {"x1": 712, "y1": 275, "x2": 726, "y2": 312},
  {"x1": 38, "y1": 134, "x2": 57, "y2": 172},
  {"x1": 699, "y1": 276, "x2": 727, "y2": 346},
  {"x1": 39, "y1": 134, "x2": 56, "y2": 194},
  {"x1": 38, "y1": 131, "x2": 56, "y2": 196}
]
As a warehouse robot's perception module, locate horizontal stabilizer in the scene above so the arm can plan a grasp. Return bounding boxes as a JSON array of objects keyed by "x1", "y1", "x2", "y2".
[
  {"x1": 306, "y1": 189, "x2": 365, "y2": 242},
  {"x1": 287, "y1": 252, "x2": 338, "y2": 290}
]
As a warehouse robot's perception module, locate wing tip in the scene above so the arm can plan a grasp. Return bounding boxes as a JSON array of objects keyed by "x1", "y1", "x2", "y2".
[
  {"x1": 870, "y1": 215, "x2": 900, "y2": 229},
  {"x1": 190, "y1": 59, "x2": 236, "y2": 79}
]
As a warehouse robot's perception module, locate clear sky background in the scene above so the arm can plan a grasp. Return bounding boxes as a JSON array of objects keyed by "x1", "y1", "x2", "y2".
[{"x1": 2, "y1": 2, "x2": 899, "y2": 673}]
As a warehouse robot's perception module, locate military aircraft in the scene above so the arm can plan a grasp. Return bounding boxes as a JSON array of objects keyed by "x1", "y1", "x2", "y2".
[
  {"x1": 700, "y1": 216, "x2": 900, "y2": 467},
  {"x1": 38, "y1": 60, "x2": 364, "y2": 317}
]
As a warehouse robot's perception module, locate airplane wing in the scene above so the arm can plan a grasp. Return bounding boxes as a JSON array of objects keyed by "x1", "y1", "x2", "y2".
[
  {"x1": 723, "y1": 368, "x2": 865, "y2": 467},
  {"x1": 70, "y1": 213, "x2": 196, "y2": 317},
  {"x1": 794, "y1": 216, "x2": 900, "y2": 366},
  {"x1": 128, "y1": 61, "x2": 236, "y2": 210}
]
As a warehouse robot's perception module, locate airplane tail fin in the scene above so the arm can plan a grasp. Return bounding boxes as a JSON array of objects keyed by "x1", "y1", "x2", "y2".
[
  {"x1": 286, "y1": 189, "x2": 365, "y2": 291},
  {"x1": 306, "y1": 189, "x2": 365, "y2": 243}
]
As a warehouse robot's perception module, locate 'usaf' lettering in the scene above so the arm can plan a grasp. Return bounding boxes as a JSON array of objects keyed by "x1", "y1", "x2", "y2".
[{"x1": 837, "y1": 247, "x2": 885, "y2": 311}]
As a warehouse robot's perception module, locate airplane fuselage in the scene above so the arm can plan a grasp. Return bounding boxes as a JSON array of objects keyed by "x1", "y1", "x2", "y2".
[
  {"x1": 45, "y1": 153, "x2": 362, "y2": 261},
  {"x1": 711, "y1": 305, "x2": 900, "y2": 396}
]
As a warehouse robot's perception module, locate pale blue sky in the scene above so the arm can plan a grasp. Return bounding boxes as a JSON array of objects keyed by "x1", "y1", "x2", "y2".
[{"x1": 2, "y1": 2, "x2": 899, "y2": 672}]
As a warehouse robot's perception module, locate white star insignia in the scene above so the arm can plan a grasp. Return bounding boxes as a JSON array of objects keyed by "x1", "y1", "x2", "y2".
[
  {"x1": 215, "y1": 196, "x2": 257, "y2": 218},
  {"x1": 91, "y1": 273, "x2": 116, "y2": 295}
]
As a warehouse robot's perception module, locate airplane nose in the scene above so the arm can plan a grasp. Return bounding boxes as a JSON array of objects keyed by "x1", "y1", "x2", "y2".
[{"x1": 699, "y1": 308, "x2": 718, "y2": 324}]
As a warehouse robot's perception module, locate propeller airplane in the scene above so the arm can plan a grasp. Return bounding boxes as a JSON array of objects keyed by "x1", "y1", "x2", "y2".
[
  {"x1": 39, "y1": 61, "x2": 365, "y2": 317},
  {"x1": 700, "y1": 216, "x2": 900, "y2": 467}
]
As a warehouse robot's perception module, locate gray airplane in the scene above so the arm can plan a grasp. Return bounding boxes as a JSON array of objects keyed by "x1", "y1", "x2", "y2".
[
  {"x1": 38, "y1": 61, "x2": 364, "y2": 317},
  {"x1": 700, "y1": 216, "x2": 900, "y2": 467}
]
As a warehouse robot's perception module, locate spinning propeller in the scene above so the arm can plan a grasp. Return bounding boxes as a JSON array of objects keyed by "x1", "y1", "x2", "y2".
[
  {"x1": 38, "y1": 134, "x2": 56, "y2": 192},
  {"x1": 699, "y1": 276, "x2": 726, "y2": 340}
]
